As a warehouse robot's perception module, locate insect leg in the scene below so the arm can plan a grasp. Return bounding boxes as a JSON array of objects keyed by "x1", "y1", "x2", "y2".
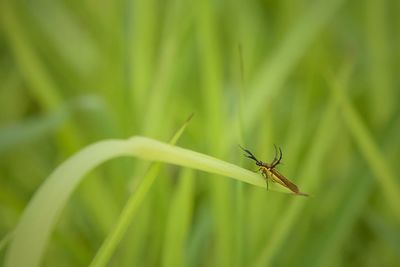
[
  {"x1": 252, "y1": 167, "x2": 262, "y2": 173},
  {"x1": 262, "y1": 170, "x2": 270, "y2": 190}
]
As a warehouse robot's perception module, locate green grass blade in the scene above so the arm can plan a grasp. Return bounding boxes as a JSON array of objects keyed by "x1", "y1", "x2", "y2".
[
  {"x1": 366, "y1": 211, "x2": 400, "y2": 260},
  {"x1": 6, "y1": 135, "x2": 292, "y2": 267},
  {"x1": 161, "y1": 169, "x2": 194, "y2": 267},
  {"x1": 365, "y1": 0, "x2": 394, "y2": 125},
  {"x1": 0, "y1": 232, "x2": 13, "y2": 254},
  {"x1": 253, "y1": 99, "x2": 339, "y2": 267},
  {"x1": 0, "y1": 96, "x2": 105, "y2": 155},
  {"x1": 195, "y1": 1, "x2": 230, "y2": 265},
  {"x1": 89, "y1": 114, "x2": 193, "y2": 267},
  {"x1": 0, "y1": 108, "x2": 68, "y2": 154},
  {"x1": 0, "y1": 1, "x2": 59, "y2": 110},
  {"x1": 331, "y1": 69, "x2": 400, "y2": 220},
  {"x1": 243, "y1": 0, "x2": 345, "y2": 130},
  {"x1": 304, "y1": 172, "x2": 373, "y2": 267}
]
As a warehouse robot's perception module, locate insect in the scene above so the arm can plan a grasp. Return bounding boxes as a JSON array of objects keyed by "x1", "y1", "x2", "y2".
[{"x1": 240, "y1": 145, "x2": 308, "y2": 196}]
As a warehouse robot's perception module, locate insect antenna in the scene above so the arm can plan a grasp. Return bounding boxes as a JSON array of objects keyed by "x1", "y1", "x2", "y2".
[
  {"x1": 270, "y1": 145, "x2": 283, "y2": 168},
  {"x1": 239, "y1": 145, "x2": 260, "y2": 164}
]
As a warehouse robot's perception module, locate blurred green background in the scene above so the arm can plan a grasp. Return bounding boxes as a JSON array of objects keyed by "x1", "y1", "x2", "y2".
[{"x1": 1, "y1": 0, "x2": 400, "y2": 266}]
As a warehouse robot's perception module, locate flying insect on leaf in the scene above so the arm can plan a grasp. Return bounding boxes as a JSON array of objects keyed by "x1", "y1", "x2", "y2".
[{"x1": 240, "y1": 145, "x2": 308, "y2": 196}]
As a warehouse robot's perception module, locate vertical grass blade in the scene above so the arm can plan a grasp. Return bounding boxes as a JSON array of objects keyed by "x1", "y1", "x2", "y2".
[
  {"x1": 161, "y1": 169, "x2": 194, "y2": 267},
  {"x1": 331, "y1": 69, "x2": 400, "y2": 220},
  {"x1": 89, "y1": 114, "x2": 192, "y2": 267},
  {"x1": 254, "y1": 99, "x2": 339, "y2": 267},
  {"x1": 365, "y1": 0, "x2": 394, "y2": 126},
  {"x1": 243, "y1": 0, "x2": 345, "y2": 130}
]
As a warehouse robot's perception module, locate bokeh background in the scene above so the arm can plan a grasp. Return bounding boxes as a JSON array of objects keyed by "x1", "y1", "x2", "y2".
[{"x1": 1, "y1": 0, "x2": 400, "y2": 266}]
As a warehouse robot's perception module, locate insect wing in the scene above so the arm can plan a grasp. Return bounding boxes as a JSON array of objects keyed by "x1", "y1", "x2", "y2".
[{"x1": 269, "y1": 168, "x2": 300, "y2": 194}]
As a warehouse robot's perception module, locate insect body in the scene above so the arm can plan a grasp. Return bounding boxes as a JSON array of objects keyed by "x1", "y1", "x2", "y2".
[{"x1": 240, "y1": 145, "x2": 308, "y2": 196}]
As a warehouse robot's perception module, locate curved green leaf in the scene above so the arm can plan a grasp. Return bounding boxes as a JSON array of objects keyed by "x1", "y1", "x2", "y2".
[{"x1": 6, "y1": 136, "x2": 291, "y2": 267}]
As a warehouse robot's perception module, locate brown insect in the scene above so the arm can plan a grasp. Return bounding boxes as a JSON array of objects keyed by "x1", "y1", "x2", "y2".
[{"x1": 240, "y1": 145, "x2": 308, "y2": 196}]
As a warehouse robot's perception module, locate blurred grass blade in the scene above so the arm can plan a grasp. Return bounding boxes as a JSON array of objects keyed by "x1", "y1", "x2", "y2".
[
  {"x1": 253, "y1": 64, "x2": 350, "y2": 267},
  {"x1": 366, "y1": 211, "x2": 400, "y2": 260},
  {"x1": 365, "y1": 0, "x2": 394, "y2": 126},
  {"x1": 330, "y1": 68, "x2": 400, "y2": 220},
  {"x1": 196, "y1": 1, "x2": 230, "y2": 266},
  {"x1": 161, "y1": 169, "x2": 194, "y2": 267},
  {"x1": 0, "y1": 232, "x2": 13, "y2": 253},
  {"x1": 6, "y1": 135, "x2": 291, "y2": 267},
  {"x1": 0, "y1": 108, "x2": 68, "y2": 154},
  {"x1": 0, "y1": 96, "x2": 105, "y2": 155},
  {"x1": 254, "y1": 99, "x2": 339, "y2": 267},
  {"x1": 243, "y1": 0, "x2": 345, "y2": 130},
  {"x1": 89, "y1": 114, "x2": 193, "y2": 267},
  {"x1": 304, "y1": 171, "x2": 373, "y2": 267},
  {"x1": 0, "y1": 1, "x2": 59, "y2": 110},
  {"x1": 296, "y1": 65, "x2": 374, "y2": 267}
]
